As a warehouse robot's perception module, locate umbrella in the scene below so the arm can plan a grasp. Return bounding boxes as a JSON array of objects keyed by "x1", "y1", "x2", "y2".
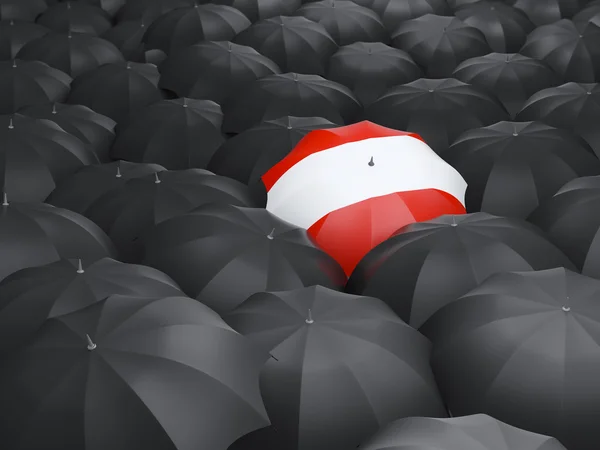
[
  {"x1": 448, "y1": 0, "x2": 490, "y2": 10},
  {"x1": 513, "y1": 0, "x2": 587, "y2": 25},
  {"x1": 345, "y1": 212, "x2": 576, "y2": 328},
  {"x1": 0, "y1": 19, "x2": 48, "y2": 59},
  {"x1": 157, "y1": 41, "x2": 280, "y2": 105},
  {"x1": 452, "y1": 53, "x2": 561, "y2": 118},
  {"x1": 262, "y1": 121, "x2": 467, "y2": 276},
  {"x1": 224, "y1": 285, "x2": 448, "y2": 450},
  {"x1": 142, "y1": 203, "x2": 347, "y2": 315},
  {"x1": 36, "y1": 2, "x2": 112, "y2": 36},
  {"x1": 84, "y1": 169, "x2": 259, "y2": 262},
  {"x1": 365, "y1": 77, "x2": 510, "y2": 154},
  {"x1": 75, "y1": 0, "x2": 126, "y2": 17},
  {"x1": 0, "y1": 293, "x2": 270, "y2": 450},
  {"x1": 520, "y1": 19, "x2": 600, "y2": 83},
  {"x1": 111, "y1": 98, "x2": 226, "y2": 170},
  {"x1": 516, "y1": 82, "x2": 600, "y2": 158},
  {"x1": 364, "y1": 0, "x2": 452, "y2": 34},
  {"x1": 0, "y1": 59, "x2": 71, "y2": 113},
  {"x1": 116, "y1": 0, "x2": 195, "y2": 23},
  {"x1": 233, "y1": 16, "x2": 337, "y2": 76},
  {"x1": 573, "y1": 0, "x2": 600, "y2": 27},
  {"x1": 223, "y1": 72, "x2": 361, "y2": 134},
  {"x1": 444, "y1": 121, "x2": 600, "y2": 218},
  {"x1": 211, "y1": 0, "x2": 301, "y2": 23},
  {"x1": 0, "y1": 257, "x2": 183, "y2": 354},
  {"x1": 454, "y1": 1, "x2": 534, "y2": 53},
  {"x1": 143, "y1": 4, "x2": 251, "y2": 55},
  {"x1": 0, "y1": 0, "x2": 46, "y2": 22},
  {"x1": 420, "y1": 267, "x2": 600, "y2": 450},
  {"x1": 358, "y1": 414, "x2": 567, "y2": 450},
  {"x1": 0, "y1": 113, "x2": 99, "y2": 202},
  {"x1": 67, "y1": 62, "x2": 163, "y2": 124},
  {"x1": 16, "y1": 31, "x2": 125, "y2": 77},
  {"x1": 391, "y1": 14, "x2": 491, "y2": 78},
  {"x1": 20, "y1": 103, "x2": 116, "y2": 162},
  {"x1": 101, "y1": 18, "x2": 149, "y2": 62}
]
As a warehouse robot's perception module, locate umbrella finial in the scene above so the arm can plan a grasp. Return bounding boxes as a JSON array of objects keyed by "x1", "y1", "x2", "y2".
[
  {"x1": 140, "y1": 17, "x2": 145, "y2": 27},
  {"x1": 8, "y1": 117, "x2": 13, "y2": 129},
  {"x1": 11, "y1": 59, "x2": 16, "y2": 68},
  {"x1": 86, "y1": 334, "x2": 97, "y2": 350},
  {"x1": 76, "y1": 259, "x2": 84, "y2": 273},
  {"x1": 228, "y1": 42, "x2": 232, "y2": 52},
  {"x1": 562, "y1": 296, "x2": 571, "y2": 312},
  {"x1": 183, "y1": 97, "x2": 188, "y2": 107},
  {"x1": 51, "y1": 103, "x2": 57, "y2": 114},
  {"x1": 267, "y1": 228, "x2": 275, "y2": 239},
  {"x1": 68, "y1": 30, "x2": 72, "y2": 39},
  {"x1": 2, "y1": 192, "x2": 8, "y2": 206},
  {"x1": 126, "y1": 61, "x2": 131, "y2": 69},
  {"x1": 451, "y1": 215, "x2": 457, "y2": 227},
  {"x1": 305, "y1": 309, "x2": 314, "y2": 324},
  {"x1": 116, "y1": 161, "x2": 122, "y2": 178},
  {"x1": 368, "y1": 156, "x2": 374, "y2": 166},
  {"x1": 154, "y1": 172, "x2": 161, "y2": 183},
  {"x1": 293, "y1": 73, "x2": 298, "y2": 81},
  {"x1": 9, "y1": 19, "x2": 13, "y2": 26}
]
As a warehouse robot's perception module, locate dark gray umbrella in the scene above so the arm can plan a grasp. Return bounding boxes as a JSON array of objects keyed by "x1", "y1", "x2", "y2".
[
  {"x1": 345, "y1": 212, "x2": 576, "y2": 328},
  {"x1": 116, "y1": 0, "x2": 194, "y2": 23},
  {"x1": 211, "y1": 0, "x2": 301, "y2": 23},
  {"x1": 573, "y1": 0, "x2": 600, "y2": 28},
  {"x1": 224, "y1": 285, "x2": 447, "y2": 450},
  {"x1": 0, "y1": 0, "x2": 46, "y2": 22},
  {"x1": 0, "y1": 19, "x2": 48, "y2": 59},
  {"x1": 363, "y1": 0, "x2": 452, "y2": 34},
  {"x1": 0, "y1": 293, "x2": 270, "y2": 450},
  {"x1": 358, "y1": 414, "x2": 567, "y2": 450},
  {"x1": 420, "y1": 267, "x2": 600, "y2": 450},
  {"x1": 76, "y1": 0, "x2": 125, "y2": 17},
  {"x1": 142, "y1": 203, "x2": 347, "y2": 315},
  {"x1": 513, "y1": 0, "x2": 587, "y2": 25},
  {"x1": 36, "y1": 2, "x2": 112, "y2": 36},
  {"x1": 101, "y1": 18, "x2": 149, "y2": 62}
]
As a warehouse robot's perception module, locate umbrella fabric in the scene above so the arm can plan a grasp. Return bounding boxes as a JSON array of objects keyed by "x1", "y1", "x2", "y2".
[
  {"x1": 391, "y1": 14, "x2": 491, "y2": 78},
  {"x1": 224, "y1": 285, "x2": 448, "y2": 450},
  {"x1": 0, "y1": 113, "x2": 98, "y2": 202},
  {"x1": 76, "y1": 0, "x2": 126, "y2": 17},
  {"x1": 0, "y1": 19, "x2": 48, "y2": 59},
  {"x1": 0, "y1": 257, "x2": 183, "y2": 354},
  {"x1": 116, "y1": 0, "x2": 195, "y2": 23},
  {"x1": 233, "y1": 16, "x2": 338, "y2": 76},
  {"x1": 67, "y1": 62, "x2": 163, "y2": 124},
  {"x1": 358, "y1": 414, "x2": 567, "y2": 450},
  {"x1": 111, "y1": 98, "x2": 226, "y2": 170},
  {"x1": 0, "y1": 0, "x2": 46, "y2": 22},
  {"x1": 142, "y1": 203, "x2": 347, "y2": 315},
  {"x1": 573, "y1": 0, "x2": 600, "y2": 27},
  {"x1": 0, "y1": 200, "x2": 116, "y2": 282},
  {"x1": 327, "y1": 41, "x2": 422, "y2": 106},
  {"x1": 365, "y1": 77, "x2": 510, "y2": 154},
  {"x1": 365, "y1": 0, "x2": 452, "y2": 34},
  {"x1": 0, "y1": 294, "x2": 270, "y2": 450},
  {"x1": 143, "y1": 5, "x2": 251, "y2": 55},
  {"x1": 444, "y1": 121, "x2": 600, "y2": 219},
  {"x1": 262, "y1": 121, "x2": 467, "y2": 276},
  {"x1": 516, "y1": 82, "x2": 600, "y2": 158},
  {"x1": 101, "y1": 18, "x2": 149, "y2": 62},
  {"x1": 223, "y1": 72, "x2": 361, "y2": 134},
  {"x1": 211, "y1": 0, "x2": 301, "y2": 23},
  {"x1": 513, "y1": 0, "x2": 587, "y2": 25},
  {"x1": 453, "y1": 53, "x2": 561, "y2": 118},
  {"x1": 36, "y1": 2, "x2": 112, "y2": 36},
  {"x1": 520, "y1": 19, "x2": 600, "y2": 83},
  {"x1": 20, "y1": 103, "x2": 116, "y2": 162},
  {"x1": 0, "y1": 59, "x2": 71, "y2": 113},
  {"x1": 420, "y1": 267, "x2": 600, "y2": 450},
  {"x1": 448, "y1": 0, "x2": 490, "y2": 10},
  {"x1": 345, "y1": 212, "x2": 576, "y2": 328}
]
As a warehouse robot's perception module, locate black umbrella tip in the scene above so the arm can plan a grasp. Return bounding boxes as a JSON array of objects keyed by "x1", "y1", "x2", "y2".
[
  {"x1": 11, "y1": 60, "x2": 15, "y2": 68},
  {"x1": 8, "y1": 118, "x2": 13, "y2": 129},
  {"x1": 512, "y1": 132, "x2": 518, "y2": 136},
  {"x1": 305, "y1": 308, "x2": 314, "y2": 324},
  {"x1": 76, "y1": 259, "x2": 84, "y2": 274},
  {"x1": 154, "y1": 172, "x2": 161, "y2": 183},
  {"x1": 428, "y1": 89, "x2": 434, "y2": 93},
  {"x1": 267, "y1": 228, "x2": 275, "y2": 239},
  {"x1": 562, "y1": 306, "x2": 571, "y2": 312},
  {"x1": 368, "y1": 156, "x2": 374, "y2": 166},
  {"x1": 1, "y1": 192, "x2": 8, "y2": 206},
  {"x1": 588, "y1": 91, "x2": 593, "y2": 95},
  {"x1": 86, "y1": 334, "x2": 97, "y2": 351}
]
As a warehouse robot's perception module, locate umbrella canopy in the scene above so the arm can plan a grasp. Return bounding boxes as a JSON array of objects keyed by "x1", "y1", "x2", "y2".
[
  {"x1": 327, "y1": 41, "x2": 422, "y2": 106},
  {"x1": 36, "y1": 2, "x2": 112, "y2": 36},
  {"x1": 345, "y1": 212, "x2": 576, "y2": 328},
  {"x1": 224, "y1": 285, "x2": 448, "y2": 450},
  {"x1": 223, "y1": 72, "x2": 361, "y2": 134},
  {"x1": 513, "y1": 0, "x2": 587, "y2": 25},
  {"x1": 116, "y1": 0, "x2": 195, "y2": 23},
  {"x1": 143, "y1": 4, "x2": 251, "y2": 55},
  {"x1": 76, "y1": 0, "x2": 125, "y2": 17},
  {"x1": 0, "y1": 19, "x2": 48, "y2": 59},
  {"x1": 142, "y1": 203, "x2": 347, "y2": 315},
  {"x1": 262, "y1": 121, "x2": 467, "y2": 276},
  {"x1": 365, "y1": 0, "x2": 452, "y2": 34},
  {"x1": 111, "y1": 98, "x2": 225, "y2": 170},
  {"x1": 211, "y1": 0, "x2": 301, "y2": 23},
  {"x1": 67, "y1": 62, "x2": 163, "y2": 124},
  {"x1": 516, "y1": 82, "x2": 600, "y2": 158},
  {"x1": 573, "y1": 0, "x2": 600, "y2": 27},
  {"x1": 420, "y1": 267, "x2": 600, "y2": 450},
  {"x1": 444, "y1": 121, "x2": 600, "y2": 218},
  {"x1": 358, "y1": 414, "x2": 567, "y2": 450},
  {"x1": 453, "y1": 53, "x2": 561, "y2": 118},
  {"x1": 233, "y1": 16, "x2": 338, "y2": 76},
  {"x1": 0, "y1": 59, "x2": 71, "y2": 113},
  {"x1": 0, "y1": 0, "x2": 46, "y2": 22},
  {"x1": 391, "y1": 14, "x2": 491, "y2": 78},
  {"x1": 520, "y1": 19, "x2": 600, "y2": 83},
  {"x1": 365, "y1": 77, "x2": 510, "y2": 154},
  {"x1": 0, "y1": 293, "x2": 270, "y2": 450},
  {"x1": 101, "y1": 18, "x2": 149, "y2": 62}
]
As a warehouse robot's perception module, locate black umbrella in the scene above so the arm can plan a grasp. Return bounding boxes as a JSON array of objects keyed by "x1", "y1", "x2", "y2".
[
  {"x1": 20, "y1": 103, "x2": 116, "y2": 162},
  {"x1": 67, "y1": 62, "x2": 163, "y2": 124},
  {"x1": 158, "y1": 41, "x2": 280, "y2": 105},
  {"x1": 0, "y1": 59, "x2": 71, "y2": 113},
  {"x1": 420, "y1": 267, "x2": 600, "y2": 450},
  {"x1": 345, "y1": 212, "x2": 576, "y2": 328},
  {"x1": 233, "y1": 16, "x2": 337, "y2": 76},
  {"x1": 391, "y1": 14, "x2": 491, "y2": 78},
  {"x1": 142, "y1": 203, "x2": 347, "y2": 315},
  {"x1": 111, "y1": 98, "x2": 226, "y2": 170},
  {"x1": 36, "y1": 2, "x2": 112, "y2": 36},
  {"x1": 448, "y1": 0, "x2": 491, "y2": 10},
  {"x1": 0, "y1": 19, "x2": 48, "y2": 59},
  {"x1": 520, "y1": 19, "x2": 600, "y2": 83},
  {"x1": 358, "y1": 414, "x2": 567, "y2": 450},
  {"x1": 116, "y1": 0, "x2": 195, "y2": 23},
  {"x1": 573, "y1": 0, "x2": 600, "y2": 27},
  {"x1": 211, "y1": 0, "x2": 301, "y2": 23},
  {"x1": 444, "y1": 121, "x2": 600, "y2": 218},
  {"x1": 516, "y1": 82, "x2": 600, "y2": 158},
  {"x1": 362, "y1": 0, "x2": 452, "y2": 34},
  {"x1": 223, "y1": 72, "x2": 361, "y2": 134},
  {"x1": 101, "y1": 18, "x2": 149, "y2": 62},
  {"x1": 453, "y1": 53, "x2": 561, "y2": 118},
  {"x1": 0, "y1": 0, "x2": 46, "y2": 22},
  {"x1": 365, "y1": 77, "x2": 510, "y2": 154},
  {"x1": 0, "y1": 293, "x2": 270, "y2": 450},
  {"x1": 225, "y1": 285, "x2": 447, "y2": 450},
  {"x1": 513, "y1": 0, "x2": 587, "y2": 25},
  {"x1": 76, "y1": 0, "x2": 125, "y2": 17}
]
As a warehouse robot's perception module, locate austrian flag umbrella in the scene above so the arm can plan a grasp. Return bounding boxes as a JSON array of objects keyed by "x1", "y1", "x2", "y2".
[{"x1": 261, "y1": 121, "x2": 468, "y2": 275}]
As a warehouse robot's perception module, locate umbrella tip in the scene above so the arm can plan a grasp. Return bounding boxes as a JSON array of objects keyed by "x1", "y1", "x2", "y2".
[
  {"x1": 9, "y1": 19, "x2": 13, "y2": 25},
  {"x1": 451, "y1": 216, "x2": 458, "y2": 227},
  {"x1": 183, "y1": 97, "x2": 188, "y2": 107},
  {"x1": 154, "y1": 172, "x2": 161, "y2": 183},
  {"x1": 228, "y1": 42, "x2": 232, "y2": 52},
  {"x1": 305, "y1": 309, "x2": 314, "y2": 324},
  {"x1": 8, "y1": 117, "x2": 13, "y2": 129},
  {"x1": 68, "y1": 31, "x2": 72, "y2": 39},
  {"x1": 86, "y1": 334, "x2": 97, "y2": 351},
  {"x1": 11, "y1": 59, "x2": 15, "y2": 68},
  {"x1": 76, "y1": 259, "x2": 84, "y2": 273},
  {"x1": 51, "y1": 103, "x2": 57, "y2": 114},
  {"x1": 588, "y1": 91, "x2": 592, "y2": 95},
  {"x1": 368, "y1": 156, "x2": 374, "y2": 166},
  {"x1": 562, "y1": 306, "x2": 571, "y2": 312},
  {"x1": 267, "y1": 228, "x2": 275, "y2": 239},
  {"x1": 293, "y1": 73, "x2": 298, "y2": 81},
  {"x1": 116, "y1": 164, "x2": 122, "y2": 178},
  {"x1": 126, "y1": 62, "x2": 131, "y2": 69},
  {"x1": 1, "y1": 192, "x2": 8, "y2": 206},
  {"x1": 512, "y1": 132, "x2": 518, "y2": 136}
]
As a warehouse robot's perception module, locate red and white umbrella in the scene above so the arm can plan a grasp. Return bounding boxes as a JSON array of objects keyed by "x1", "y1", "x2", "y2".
[{"x1": 262, "y1": 121, "x2": 468, "y2": 275}]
